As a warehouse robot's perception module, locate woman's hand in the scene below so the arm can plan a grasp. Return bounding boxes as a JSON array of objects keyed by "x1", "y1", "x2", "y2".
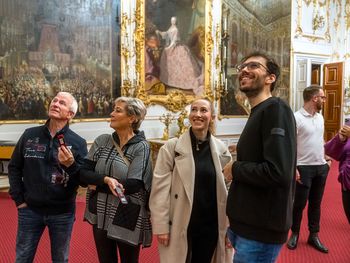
[
  {"x1": 103, "y1": 176, "x2": 124, "y2": 197},
  {"x1": 157, "y1": 233, "x2": 170, "y2": 247},
  {"x1": 339, "y1": 125, "x2": 350, "y2": 141}
]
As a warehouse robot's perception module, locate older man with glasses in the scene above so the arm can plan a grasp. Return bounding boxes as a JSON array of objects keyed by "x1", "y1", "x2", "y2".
[{"x1": 223, "y1": 51, "x2": 297, "y2": 262}]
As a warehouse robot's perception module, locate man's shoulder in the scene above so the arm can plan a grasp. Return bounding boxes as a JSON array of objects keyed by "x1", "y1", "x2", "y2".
[
  {"x1": 65, "y1": 128, "x2": 86, "y2": 144},
  {"x1": 22, "y1": 125, "x2": 45, "y2": 136}
]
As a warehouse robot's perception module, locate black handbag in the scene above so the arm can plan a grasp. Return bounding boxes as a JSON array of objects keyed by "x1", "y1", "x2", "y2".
[
  {"x1": 88, "y1": 190, "x2": 98, "y2": 214},
  {"x1": 112, "y1": 199, "x2": 141, "y2": 231}
]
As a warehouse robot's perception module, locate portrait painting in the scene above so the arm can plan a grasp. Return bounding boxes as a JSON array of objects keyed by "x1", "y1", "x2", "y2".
[
  {"x1": 144, "y1": 0, "x2": 206, "y2": 97},
  {"x1": 0, "y1": 0, "x2": 121, "y2": 122}
]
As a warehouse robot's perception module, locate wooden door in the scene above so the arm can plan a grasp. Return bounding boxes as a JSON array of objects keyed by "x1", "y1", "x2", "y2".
[{"x1": 323, "y1": 62, "x2": 343, "y2": 141}]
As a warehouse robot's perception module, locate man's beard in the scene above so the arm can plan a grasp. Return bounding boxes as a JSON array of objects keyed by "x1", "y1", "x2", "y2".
[
  {"x1": 239, "y1": 82, "x2": 264, "y2": 98},
  {"x1": 316, "y1": 102, "x2": 322, "y2": 112}
]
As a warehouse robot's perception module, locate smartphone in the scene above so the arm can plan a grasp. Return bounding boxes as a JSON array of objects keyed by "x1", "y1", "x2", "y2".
[
  {"x1": 57, "y1": 134, "x2": 66, "y2": 147},
  {"x1": 115, "y1": 185, "x2": 128, "y2": 204},
  {"x1": 345, "y1": 118, "x2": 350, "y2": 126}
]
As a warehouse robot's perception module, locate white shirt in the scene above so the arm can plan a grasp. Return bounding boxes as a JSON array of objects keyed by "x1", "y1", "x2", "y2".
[{"x1": 294, "y1": 107, "x2": 326, "y2": 166}]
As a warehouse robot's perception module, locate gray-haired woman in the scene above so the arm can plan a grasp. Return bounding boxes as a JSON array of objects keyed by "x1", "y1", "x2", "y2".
[{"x1": 81, "y1": 97, "x2": 152, "y2": 263}]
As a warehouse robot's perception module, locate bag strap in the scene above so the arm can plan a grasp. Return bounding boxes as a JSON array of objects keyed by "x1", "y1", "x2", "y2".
[{"x1": 111, "y1": 135, "x2": 130, "y2": 167}]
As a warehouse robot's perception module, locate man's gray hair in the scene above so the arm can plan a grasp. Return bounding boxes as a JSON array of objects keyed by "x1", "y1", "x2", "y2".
[
  {"x1": 58, "y1": 91, "x2": 78, "y2": 116},
  {"x1": 115, "y1": 97, "x2": 147, "y2": 130}
]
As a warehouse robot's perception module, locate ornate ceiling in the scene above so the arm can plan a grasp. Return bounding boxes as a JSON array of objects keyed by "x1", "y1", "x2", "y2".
[{"x1": 237, "y1": 0, "x2": 291, "y2": 25}]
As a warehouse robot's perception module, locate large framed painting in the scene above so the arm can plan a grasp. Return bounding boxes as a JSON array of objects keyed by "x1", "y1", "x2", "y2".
[
  {"x1": 132, "y1": 0, "x2": 214, "y2": 112},
  {"x1": 0, "y1": 0, "x2": 121, "y2": 123}
]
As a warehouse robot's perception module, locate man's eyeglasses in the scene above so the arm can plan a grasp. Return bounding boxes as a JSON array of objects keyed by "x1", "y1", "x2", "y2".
[
  {"x1": 235, "y1": 61, "x2": 271, "y2": 74},
  {"x1": 317, "y1": 95, "x2": 327, "y2": 100}
]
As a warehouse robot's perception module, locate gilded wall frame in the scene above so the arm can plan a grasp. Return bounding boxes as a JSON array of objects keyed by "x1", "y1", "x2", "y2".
[
  {"x1": 294, "y1": 0, "x2": 330, "y2": 42},
  {"x1": 130, "y1": 0, "x2": 215, "y2": 112},
  {"x1": 0, "y1": 0, "x2": 121, "y2": 124}
]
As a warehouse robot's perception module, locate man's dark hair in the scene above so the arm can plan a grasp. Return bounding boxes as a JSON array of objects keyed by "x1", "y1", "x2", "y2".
[
  {"x1": 303, "y1": 85, "x2": 322, "y2": 102},
  {"x1": 241, "y1": 51, "x2": 280, "y2": 91}
]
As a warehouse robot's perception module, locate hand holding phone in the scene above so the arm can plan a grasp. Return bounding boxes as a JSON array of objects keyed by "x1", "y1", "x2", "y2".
[
  {"x1": 57, "y1": 134, "x2": 66, "y2": 147},
  {"x1": 115, "y1": 185, "x2": 128, "y2": 204}
]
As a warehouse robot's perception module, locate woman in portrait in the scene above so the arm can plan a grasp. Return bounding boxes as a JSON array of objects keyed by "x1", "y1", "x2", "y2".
[
  {"x1": 81, "y1": 97, "x2": 152, "y2": 263},
  {"x1": 156, "y1": 16, "x2": 204, "y2": 96},
  {"x1": 149, "y1": 98, "x2": 232, "y2": 263}
]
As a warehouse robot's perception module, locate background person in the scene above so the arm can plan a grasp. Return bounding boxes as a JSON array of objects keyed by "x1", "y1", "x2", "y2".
[
  {"x1": 8, "y1": 92, "x2": 87, "y2": 263},
  {"x1": 223, "y1": 52, "x2": 297, "y2": 263},
  {"x1": 324, "y1": 123, "x2": 350, "y2": 224},
  {"x1": 287, "y1": 85, "x2": 330, "y2": 253},
  {"x1": 150, "y1": 98, "x2": 232, "y2": 263},
  {"x1": 81, "y1": 97, "x2": 152, "y2": 263}
]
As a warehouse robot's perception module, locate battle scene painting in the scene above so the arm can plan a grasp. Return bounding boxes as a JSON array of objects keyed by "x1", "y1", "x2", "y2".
[{"x1": 0, "y1": 0, "x2": 120, "y2": 121}]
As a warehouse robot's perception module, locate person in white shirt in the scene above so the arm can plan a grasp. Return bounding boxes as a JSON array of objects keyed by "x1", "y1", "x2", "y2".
[{"x1": 287, "y1": 85, "x2": 330, "y2": 253}]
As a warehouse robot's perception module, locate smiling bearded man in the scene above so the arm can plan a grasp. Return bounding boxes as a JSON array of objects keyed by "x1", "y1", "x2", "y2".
[{"x1": 223, "y1": 52, "x2": 297, "y2": 263}]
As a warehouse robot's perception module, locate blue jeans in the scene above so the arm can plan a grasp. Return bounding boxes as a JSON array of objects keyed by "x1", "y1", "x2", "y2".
[
  {"x1": 227, "y1": 228, "x2": 282, "y2": 263},
  {"x1": 15, "y1": 207, "x2": 75, "y2": 263}
]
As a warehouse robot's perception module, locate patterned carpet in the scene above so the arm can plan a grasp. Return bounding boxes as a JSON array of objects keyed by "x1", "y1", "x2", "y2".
[{"x1": 0, "y1": 161, "x2": 349, "y2": 262}]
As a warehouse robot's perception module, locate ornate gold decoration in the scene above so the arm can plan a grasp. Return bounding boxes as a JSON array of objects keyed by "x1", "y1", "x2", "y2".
[
  {"x1": 295, "y1": 0, "x2": 331, "y2": 42},
  {"x1": 176, "y1": 109, "x2": 189, "y2": 137},
  {"x1": 120, "y1": 10, "x2": 133, "y2": 96},
  {"x1": 346, "y1": 2, "x2": 350, "y2": 30},
  {"x1": 134, "y1": 0, "x2": 145, "y2": 98},
  {"x1": 159, "y1": 113, "x2": 175, "y2": 140},
  {"x1": 312, "y1": 13, "x2": 325, "y2": 32}
]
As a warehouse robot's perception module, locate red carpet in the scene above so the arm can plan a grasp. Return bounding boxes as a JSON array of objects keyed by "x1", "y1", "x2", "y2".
[
  {"x1": 277, "y1": 161, "x2": 350, "y2": 263},
  {"x1": 0, "y1": 162, "x2": 349, "y2": 262},
  {"x1": 0, "y1": 194, "x2": 160, "y2": 263}
]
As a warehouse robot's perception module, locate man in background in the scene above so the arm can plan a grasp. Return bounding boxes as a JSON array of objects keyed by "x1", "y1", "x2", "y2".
[
  {"x1": 287, "y1": 85, "x2": 330, "y2": 253},
  {"x1": 9, "y1": 91, "x2": 87, "y2": 262},
  {"x1": 223, "y1": 52, "x2": 297, "y2": 262}
]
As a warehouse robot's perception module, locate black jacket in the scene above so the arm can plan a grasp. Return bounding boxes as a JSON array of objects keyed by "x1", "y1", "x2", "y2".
[
  {"x1": 8, "y1": 120, "x2": 87, "y2": 214},
  {"x1": 227, "y1": 97, "x2": 297, "y2": 244}
]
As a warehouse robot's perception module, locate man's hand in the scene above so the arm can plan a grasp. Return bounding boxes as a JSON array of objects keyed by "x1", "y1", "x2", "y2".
[
  {"x1": 58, "y1": 146, "x2": 74, "y2": 167},
  {"x1": 223, "y1": 161, "x2": 234, "y2": 182},
  {"x1": 296, "y1": 169, "x2": 302, "y2": 184},
  {"x1": 157, "y1": 233, "x2": 170, "y2": 247}
]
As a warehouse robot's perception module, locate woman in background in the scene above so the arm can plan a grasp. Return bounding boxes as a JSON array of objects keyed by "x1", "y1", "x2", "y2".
[
  {"x1": 324, "y1": 124, "x2": 350, "y2": 223},
  {"x1": 149, "y1": 98, "x2": 232, "y2": 263},
  {"x1": 81, "y1": 97, "x2": 152, "y2": 263}
]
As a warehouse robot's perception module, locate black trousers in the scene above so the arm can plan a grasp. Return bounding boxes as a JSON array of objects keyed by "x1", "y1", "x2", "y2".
[
  {"x1": 291, "y1": 164, "x2": 329, "y2": 233},
  {"x1": 342, "y1": 190, "x2": 350, "y2": 224},
  {"x1": 186, "y1": 229, "x2": 218, "y2": 263},
  {"x1": 92, "y1": 225, "x2": 140, "y2": 263}
]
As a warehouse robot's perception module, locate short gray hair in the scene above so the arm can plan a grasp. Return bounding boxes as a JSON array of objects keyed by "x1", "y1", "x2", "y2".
[
  {"x1": 58, "y1": 91, "x2": 78, "y2": 116},
  {"x1": 114, "y1": 97, "x2": 147, "y2": 130}
]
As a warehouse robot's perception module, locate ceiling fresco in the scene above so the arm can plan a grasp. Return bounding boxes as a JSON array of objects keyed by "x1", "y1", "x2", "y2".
[{"x1": 237, "y1": 0, "x2": 291, "y2": 25}]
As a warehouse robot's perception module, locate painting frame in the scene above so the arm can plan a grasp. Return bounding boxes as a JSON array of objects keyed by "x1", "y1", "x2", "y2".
[
  {"x1": 0, "y1": 0, "x2": 121, "y2": 124},
  {"x1": 130, "y1": 0, "x2": 215, "y2": 112}
]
